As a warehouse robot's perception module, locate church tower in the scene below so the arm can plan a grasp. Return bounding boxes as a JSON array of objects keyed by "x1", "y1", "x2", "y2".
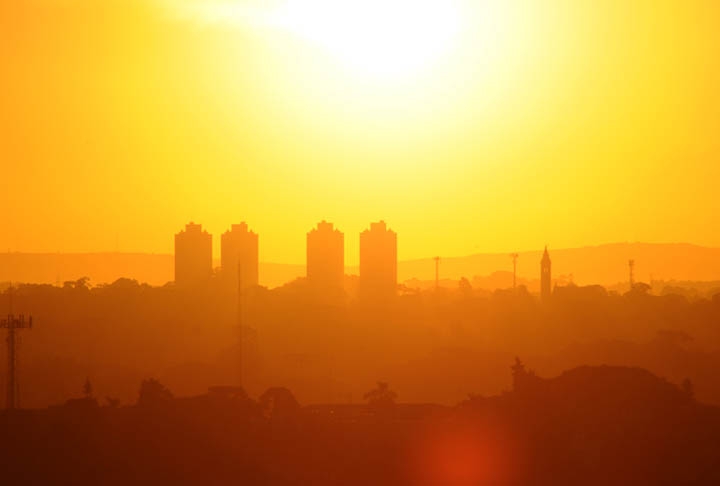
[{"x1": 541, "y1": 246, "x2": 551, "y2": 302}]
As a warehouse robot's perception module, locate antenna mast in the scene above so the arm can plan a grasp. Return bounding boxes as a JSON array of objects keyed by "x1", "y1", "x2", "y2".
[
  {"x1": 510, "y1": 253, "x2": 519, "y2": 289},
  {"x1": 1, "y1": 287, "x2": 34, "y2": 410}
]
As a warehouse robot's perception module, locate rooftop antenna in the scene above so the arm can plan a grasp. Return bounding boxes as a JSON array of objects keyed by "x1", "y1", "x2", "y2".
[
  {"x1": 510, "y1": 253, "x2": 519, "y2": 289},
  {"x1": 1, "y1": 286, "x2": 34, "y2": 410}
]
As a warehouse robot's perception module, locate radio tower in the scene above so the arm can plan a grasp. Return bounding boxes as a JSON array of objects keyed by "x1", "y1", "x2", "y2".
[
  {"x1": 434, "y1": 256, "x2": 440, "y2": 291},
  {"x1": 510, "y1": 253, "x2": 519, "y2": 289},
  {"x1": 629, "y1": 259, "x2": 635, "y2": 291},
  {"x1": 1, "y1": 287, "x2": 34, "y2": 410}
]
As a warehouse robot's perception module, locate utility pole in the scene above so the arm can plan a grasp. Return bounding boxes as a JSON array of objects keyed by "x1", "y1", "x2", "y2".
[
  {"x1": 434, "y1": 256, "x2": 440, "y2": 291},
  {"x1": 510, "y1": 253, "x2": 519, "y2": 289},
  {"x1": 1, "y1": 287, "x2": 34, "y2": 410}
]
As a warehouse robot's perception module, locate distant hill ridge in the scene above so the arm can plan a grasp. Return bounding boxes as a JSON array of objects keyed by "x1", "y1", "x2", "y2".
[{"x1": 1, "y1": 242, "x2": 720, "y2": 288}]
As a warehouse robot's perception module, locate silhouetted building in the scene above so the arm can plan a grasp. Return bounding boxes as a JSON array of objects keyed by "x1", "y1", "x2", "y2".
[
  {"x1": 541, "y1": 246, "x2": 551, "y2": 302},
  {"x1": 307, "y1": 221, "x2": 344, "y2": 290},
  {"x1": 359, "y1": 221, "x2": 397, "y2": 301},
  {"x1": 175, "y1": 222, "x2": 212, "y2": 287},
  {"x1": 221, "y1": 222, "x2": 258, "y2": 290}
]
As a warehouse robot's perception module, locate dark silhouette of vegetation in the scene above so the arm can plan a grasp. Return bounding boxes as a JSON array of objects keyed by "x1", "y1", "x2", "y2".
[
  {"x1": 137, "y1": 378, "x2": 173, "y2": 408},
  {"x1": 511, "y1": 357, "x2": 540, "y2": 393},
  {"x1": 259, "y1": 387, "x2": 300, "y2": 419},
  {"x1": 364, "y1": 381, "x2": 397, "y2": 417},
  {"x1": 4, "y1": 279, "x2": 720, "y2": 408},
  {"x1": 0, "y1": 364, "x2": 718, "y2": 485}
]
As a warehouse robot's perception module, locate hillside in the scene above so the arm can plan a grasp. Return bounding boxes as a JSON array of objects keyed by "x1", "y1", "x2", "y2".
[{"x1": 1, "y1": 242, "x2": 720, "y2": 288}]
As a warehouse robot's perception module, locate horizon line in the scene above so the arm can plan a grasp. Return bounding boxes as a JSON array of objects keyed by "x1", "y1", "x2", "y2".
[{"x1": 1, "y1": 240, "x2": 718, "y2": 267}]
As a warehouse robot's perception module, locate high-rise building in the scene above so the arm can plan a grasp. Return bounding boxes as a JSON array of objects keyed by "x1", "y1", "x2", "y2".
[
  {"x1": 221, "y1": 222, "x2": 259, "y2": 291},
  {"x1": 174, "y1": 222, "x2": 212, "y2": 287},
  {"x1": 359, "y1": 221, "x2": 397, "y2": 301},
  {"x1": 541, "y1": 246, "x2": 552, "y2": 302},
  {"x1": 307, "y1": 221, "x2": 344, "y2": 290}
]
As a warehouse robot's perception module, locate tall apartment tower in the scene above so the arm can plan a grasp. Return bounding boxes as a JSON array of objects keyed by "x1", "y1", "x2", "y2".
[
  {"x1": 359, "y1": 221, "x2": 397, "y2": 301},
  {"x1": 221, "y1": 222, "x2": 259, "y2": 291},
  {"x1": 541, "y1": 246, "x2": 552, "y2": 302},
  {"x1": 307, "y1": 221, "x2": 344, "y2": 290},
  {"x1": 175, "y1": 222, "x2": 212, "y2": 287}
]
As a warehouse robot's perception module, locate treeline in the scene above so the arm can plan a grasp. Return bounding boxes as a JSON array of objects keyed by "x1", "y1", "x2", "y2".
[{"x1": 2, "y1": 278, "x2": 720, "y2": 408}]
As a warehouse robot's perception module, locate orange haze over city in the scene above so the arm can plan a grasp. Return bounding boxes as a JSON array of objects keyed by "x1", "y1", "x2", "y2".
[{"x1": 2, "y1": 2, "x2": 720, "y2": 486}]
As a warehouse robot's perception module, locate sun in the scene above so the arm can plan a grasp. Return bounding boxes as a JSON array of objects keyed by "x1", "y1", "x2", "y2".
[{"x1": 271, "y1": 0, "x2": 462, "y2": 79}]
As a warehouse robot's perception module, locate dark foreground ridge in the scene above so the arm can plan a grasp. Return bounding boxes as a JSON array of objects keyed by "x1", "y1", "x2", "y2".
[{"x1": 2, "y1": 364, "x2": 718, "y2": 486}]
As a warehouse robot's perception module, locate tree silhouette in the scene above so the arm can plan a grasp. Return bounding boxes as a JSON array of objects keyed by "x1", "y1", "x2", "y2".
[
  {"x1": 630, "y1": 282, "x2": 652, "y2": 295},
  {"x1": 459, "y1": 277, "x2": 473, "y2": 297},
  {"x1": 259, "y1": 387, "x2": 300, "y2": 419},
  {"x1": 364, "y1": 381, "x2": 397, "y2": 411},
  {"x1": 64, "y1": 276, "x2": 90, "y2": 290},
  {"x1": 511, "y1": 357, "x2": 538, "y2": 393},
  {"x1": 137, "y1": 378, "x2": 173, "y2": 407}
]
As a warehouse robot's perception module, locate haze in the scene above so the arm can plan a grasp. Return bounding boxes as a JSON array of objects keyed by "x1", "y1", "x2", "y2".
[{"x1": 4, "y1": 2, "x2": 720, "y2": 485}]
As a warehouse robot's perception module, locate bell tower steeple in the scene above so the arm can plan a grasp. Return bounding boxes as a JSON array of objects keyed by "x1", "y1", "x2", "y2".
[{"x1": 541, "y1": 246, "x2": 551, "y2": 302}]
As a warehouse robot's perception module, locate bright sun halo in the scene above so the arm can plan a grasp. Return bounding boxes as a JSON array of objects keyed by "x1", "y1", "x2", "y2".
[{"x1": 271, "y1": 0, "x2": 461, "y2": 79}]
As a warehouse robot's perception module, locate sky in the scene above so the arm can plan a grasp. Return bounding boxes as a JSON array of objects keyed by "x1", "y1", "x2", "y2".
[{"x1": 2, "y1": 0, "x2": 719, "y2": 264}]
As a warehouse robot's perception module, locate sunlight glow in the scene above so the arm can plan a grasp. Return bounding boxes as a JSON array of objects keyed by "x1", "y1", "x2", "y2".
[
  {"x1": 169, "y1": 0, "x2": 462, "y2": 79},
  {"x1": 272, "y1": 0, "x2": 462, "y2": 79}
]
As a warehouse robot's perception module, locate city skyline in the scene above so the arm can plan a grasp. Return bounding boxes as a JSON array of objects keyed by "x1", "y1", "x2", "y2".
[
  {"x1": 175, "y1": 219, "x2": 565, "y2": 291},
  {"x1": 3, "y1": 2, "x2": 720, "y2": 483},
  {"x1": 6, "y1": 240, "x2": 720, "y2": 291}
]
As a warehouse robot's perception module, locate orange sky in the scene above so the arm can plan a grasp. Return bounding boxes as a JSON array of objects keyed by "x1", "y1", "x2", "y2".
[{"x1": 2, "y1": 0, "x2": 719, "y2": 264}]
